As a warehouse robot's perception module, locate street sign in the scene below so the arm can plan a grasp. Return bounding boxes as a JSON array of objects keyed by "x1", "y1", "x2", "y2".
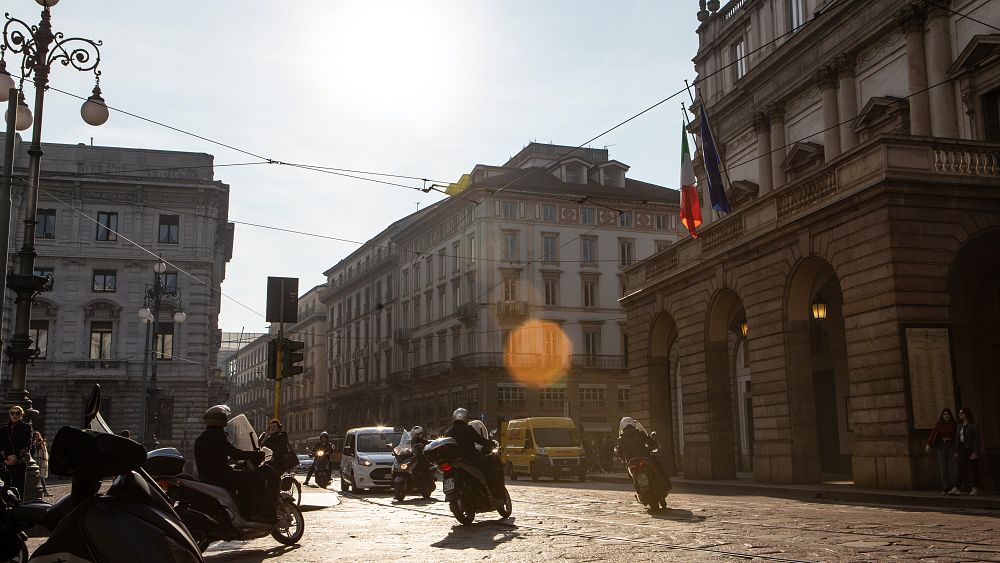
[{"x1": 265, "y1": 277, "x2": 298, "y2": 323}]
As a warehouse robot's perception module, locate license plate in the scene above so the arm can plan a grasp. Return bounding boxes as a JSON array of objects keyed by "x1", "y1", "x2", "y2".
[
  {"x1": 637, "y1": 473, "x2": 649, "y2": 487},
  {"x1": 443, "y1": 478, "x2": 455, "y2": 493}
]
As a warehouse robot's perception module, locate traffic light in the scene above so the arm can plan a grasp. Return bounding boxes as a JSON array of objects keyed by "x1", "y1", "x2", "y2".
[
  {"x1": 282, "y1": 338, "x2": 305, "y2": 377},
  {"x1": 266, "y1": 338, "x2": 279, "y2": 379}
]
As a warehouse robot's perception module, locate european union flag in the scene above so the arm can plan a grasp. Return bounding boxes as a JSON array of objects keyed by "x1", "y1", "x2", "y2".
[{"x1": 699, "y1": 104, "x2": 732, "y2": 214}]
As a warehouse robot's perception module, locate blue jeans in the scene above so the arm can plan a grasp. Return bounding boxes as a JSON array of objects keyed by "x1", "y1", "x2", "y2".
[{"x1": 935, "y1": 441, "x2": 955, "y2": 490}]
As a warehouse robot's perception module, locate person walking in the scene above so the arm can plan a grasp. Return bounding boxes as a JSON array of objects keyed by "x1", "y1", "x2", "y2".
[
  {"x1": 953, "y1": 408, "x2": 981, "y2": 495},
  {"x1": 30, "y1": 432, "x2": 50, "y2": 497},
  {"x1": 925, "y1": 408, "x2": 957, "y2": 494},
  {"x1": 0, "y1": 406, "x2": 33, "y2": 498}
]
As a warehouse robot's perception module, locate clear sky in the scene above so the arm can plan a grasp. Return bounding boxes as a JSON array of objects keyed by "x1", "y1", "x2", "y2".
[{"x1": 10, "y1": 0, "x2": 701, "y2": 333}]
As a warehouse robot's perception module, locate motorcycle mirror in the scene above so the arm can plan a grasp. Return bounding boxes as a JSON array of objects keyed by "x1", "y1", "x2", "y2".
[{"x1": 83, "y1": 384, "x2": 102, "y2": 427}]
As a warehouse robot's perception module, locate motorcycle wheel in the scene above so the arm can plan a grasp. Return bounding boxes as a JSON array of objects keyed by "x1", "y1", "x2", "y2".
[
  {"x1": 496, "y1": 487, "x2": 513, "y2": 519},
  {"x1": 421, "y1": 481, "x2": 434, "y2": 499},
  {"x1": 271, "y1": 498, "x2": 305, "y2": 545},
  {"x1": 393, "y1": 480, "x2": 406, "y2": 502},
  {"x1": 449, "y1": 495, "x2": 476, "y2": 525}
]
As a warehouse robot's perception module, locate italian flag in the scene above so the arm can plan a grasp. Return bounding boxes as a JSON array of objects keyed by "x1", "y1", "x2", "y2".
[{"x1": 679, "y1": 126, "x2": 702, "y2": 238}]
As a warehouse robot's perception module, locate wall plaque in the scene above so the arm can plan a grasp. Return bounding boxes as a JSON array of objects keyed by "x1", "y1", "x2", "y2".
[{"x1": 904, "y1": 327, "x2": 955, "y2": 430}]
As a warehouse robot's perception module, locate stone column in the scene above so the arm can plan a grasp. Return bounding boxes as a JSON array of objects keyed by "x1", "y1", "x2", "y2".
[
  {"x1": 817, "y1": 65, "x2": 841, "y2": 161},
  {"x1": 901, "y1": 3, "x2": 931, "y2": 136},
  {"x1": 836, "y1": 54, "x2": 859, "y2": 152},
  {"x1": 926, "y1": 2, "x2": 959, "y2": 137},
  {"x1": 754, "y1": 112, "x2": 773, "y2": 195},
  {"x1": 768, "y1": 103, "x2": 787, "y2": 191}
]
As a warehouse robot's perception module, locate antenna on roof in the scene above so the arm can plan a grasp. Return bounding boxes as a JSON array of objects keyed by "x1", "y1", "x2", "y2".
[{"x1": 604, "y1": 144, "x2": 615, "y2": 150}]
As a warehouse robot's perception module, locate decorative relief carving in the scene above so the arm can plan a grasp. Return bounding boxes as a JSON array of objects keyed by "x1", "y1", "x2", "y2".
[
  {"x1": 834, "y1": 53, "x2": 858, "y2": 78},
  {"x1": 559, "y1": 206, "x2": 579, "y2": 223},
  {"x1": 728, "y1": 128, "x2": 756, "y2": 152},
  {"x1": 776, "y1": 172, "x2": 838, "y2": 217},
  {"x1": 899, "y1": 2, "x2": 928, "y2": 33},
  {"x1": 784, "y1": 86, "x2": 818, "y2": 116},
  {"x1": 857, "y1": 33, "x2": 901, "y2": 72},
  {"x1": 814, "y1": 64, "x2": 839, "y2": 89}
]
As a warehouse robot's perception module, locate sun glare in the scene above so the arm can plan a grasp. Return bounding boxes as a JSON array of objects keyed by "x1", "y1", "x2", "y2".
[{"x1": 504, "y1": 319, "x2": 573, "y2": 387}]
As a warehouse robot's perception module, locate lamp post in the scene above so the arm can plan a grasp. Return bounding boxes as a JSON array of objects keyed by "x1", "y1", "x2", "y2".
[
  {"x1": 138, "y1": 259, "x2": 186, "y2": 450},
  {"x1": 1, "y1": 1, "x2": 107, "y2": 500}
]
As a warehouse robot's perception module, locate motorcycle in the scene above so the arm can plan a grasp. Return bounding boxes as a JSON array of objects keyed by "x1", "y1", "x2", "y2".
[
  {"x1": 616, "y1": 431, "x2": 671, "y2": 510},
  {"x1": 0, "y1": 477, "x2": 38, "y2": 562},
  {"x1": 391, "y1": 430, "x2": 435, "y2": 502},
  {"x1": 423, "y1": 437, "x2": 511, "y2": 525},
  {"x1": 146, "y1": 414, "x2": 304, "y2": 553},
  {"x1": 27, "y1": 384, "x2": 204, "y2": 562},
  {"x1": 311, "y1": 447, "x2": 332, "y2": 489}
]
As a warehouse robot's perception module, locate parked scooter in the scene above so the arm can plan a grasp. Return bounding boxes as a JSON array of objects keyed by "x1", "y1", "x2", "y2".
[
  {"x1": 391, "y1": 430, "x2": 435, "y2": 501},
  {"x1": 423, "y1": 437, "x2": 511, "y2": 525},
  {"x1": 27, "y1": 385, "x2": 204, "y2": 562},
  {"x1": 146, "y1": 414, "x2": 304, "y2": 552},
  {"x1": 0, "y1": 479, "x2": 35, "y2": 562}
]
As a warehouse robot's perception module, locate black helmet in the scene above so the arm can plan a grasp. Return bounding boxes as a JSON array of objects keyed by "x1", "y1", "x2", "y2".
[{"x1": 203, "y1": 405, "x2": 230, "y2": 428}]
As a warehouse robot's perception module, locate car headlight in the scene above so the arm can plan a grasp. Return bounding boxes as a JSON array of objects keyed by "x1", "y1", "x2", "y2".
[
  {"x1": 359, "y1": 457, "x2": 373, "y2": 467},
  {"x1": 399, "y1": 463, "x2": 409, "y2": 471},
  {"x1": 537, "y1": 447, "x2": 548, "y2": 456}
]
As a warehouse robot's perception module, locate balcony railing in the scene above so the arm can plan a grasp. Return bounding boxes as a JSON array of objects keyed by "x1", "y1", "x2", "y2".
[
  {"x1": 496, "y1": 300, "x2": 528, "y2": 320},
  {"x1": 412, "y1": 361, "x2": 451, "y2": 379},
  {"x1": 452, "y1": 352, "x2": 568, "y2": 370},
  {"x1": 73, "y1": 360, "x2": 122, "y2": 370},
  {"x1": 388, "y1": 370, "x2": 412, "y2": 385},
  {"x1": 457, "y1": 302, "x2": 478, "y2": 323},
  {"x1": 571, "y1": 354, "x2": 627, "y2": 370}
]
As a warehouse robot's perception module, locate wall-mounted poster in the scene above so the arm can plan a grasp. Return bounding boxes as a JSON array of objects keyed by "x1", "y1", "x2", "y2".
[{"x1": 904, "y1": 327, "x2": 955, "y2": 430}]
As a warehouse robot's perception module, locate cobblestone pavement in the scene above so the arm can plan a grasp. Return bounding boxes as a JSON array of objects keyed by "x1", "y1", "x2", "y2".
[{"x1": 27, "y1": 479, "x2": 1000, "y2": 561}]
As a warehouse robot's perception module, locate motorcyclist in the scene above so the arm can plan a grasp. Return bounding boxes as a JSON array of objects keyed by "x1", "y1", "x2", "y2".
[
  {"x1": 194, "y1": 405, "x2": 274, "y2": 522},
  {"x1": 304, "y1": 431, "x2": 335, "y2": 486},
  {"x1": 616, "y1": 417, "x2": 667, "y2": 482},
  {"x1": 409, "y1": 426, "x2": 429, "y2": 448},
  {"x1": 445, "y1": 409, "x2": 501, "y2": 498}
]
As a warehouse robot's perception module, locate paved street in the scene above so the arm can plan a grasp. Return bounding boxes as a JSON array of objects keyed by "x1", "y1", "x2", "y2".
[{"x1": 186, "y1": 477, "x2": 1000, "y2": 562}]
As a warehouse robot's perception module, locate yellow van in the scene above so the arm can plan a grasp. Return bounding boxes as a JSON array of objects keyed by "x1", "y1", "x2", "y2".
[{"x1": 501, "y1": 417, "x2": 586, "y2": 482}]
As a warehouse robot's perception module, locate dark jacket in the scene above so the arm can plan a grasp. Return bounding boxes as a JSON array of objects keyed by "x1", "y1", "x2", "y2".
[
  {"x1": 445, "y1": 420, "x2": 492, "y2": 460},
  {"x1": 957, "y1": 422, "x2": 980, "y2": 452},
  {"x1": 261, "y1": 431, "x2": 292, "y2": 457},
  {"x1": 927, "y1": 420, "x2": 957, "y2": 448},
  {"x1": 194, "y1": 426, "x2": 260, "y2": 484},
  {"x1": 0, "y1": 420, "x2": 32, "y2": 462},
  {"x1": 616, "y1": 426, "x2": 656, "y2": 461}
]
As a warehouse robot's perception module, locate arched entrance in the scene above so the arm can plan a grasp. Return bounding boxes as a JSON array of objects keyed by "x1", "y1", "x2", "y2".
[
  {"x1": 786, "y1": 257, "x2": 852, "y2": 481},
  {"x1": 649, "y1": 313, "x2": 678, "y2": 474},
  {"x1": 949, "y1": 229, "x2": 1000, "y2": 486},
  {"x1": 704, "y1": 288, "x2": 747, "y2": 480}
]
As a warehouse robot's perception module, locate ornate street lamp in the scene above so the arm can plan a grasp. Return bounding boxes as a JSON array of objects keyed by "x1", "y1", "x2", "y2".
[
  {"x1": 739, "y1": 317, "x2": 749, "y2": 337},
  {"x1": 1, "y1": 1, "x2": 107, "y2": 501},
  {"x1": 138, "y1": 259, "x2": 186, "y2": 449},
  {"x1": 811, "y1": 294, "x2": 828, "y2": 321}
]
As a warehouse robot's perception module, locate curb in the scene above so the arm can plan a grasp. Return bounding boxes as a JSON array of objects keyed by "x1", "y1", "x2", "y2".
[{"x1": 586, "y1": 474, "x2": 1000, "y2": 512}]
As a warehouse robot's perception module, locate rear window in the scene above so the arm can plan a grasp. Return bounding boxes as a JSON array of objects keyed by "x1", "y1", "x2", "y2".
[
  {"x1": 533, "y1": 427, "x2": 580, "y2": 447},
  {"x1": 357, "y1": 431, "x2": 403, "y2": 453}
]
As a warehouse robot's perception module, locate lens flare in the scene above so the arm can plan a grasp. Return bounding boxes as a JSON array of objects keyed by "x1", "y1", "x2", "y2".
[{"x1": 503, "y1": 319, "x2": 572, "y2": 386}]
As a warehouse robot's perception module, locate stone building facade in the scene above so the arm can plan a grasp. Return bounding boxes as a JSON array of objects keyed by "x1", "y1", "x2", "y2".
[
  {"x1": 325, "y1": 143, "x2": 684, "y2": 439},
  {"x1": 1, "y1": 138, "x2": 233, "y2": 455},
  {"x1": 622, "y1": 0, "x2": 1000, "y2": 489}
]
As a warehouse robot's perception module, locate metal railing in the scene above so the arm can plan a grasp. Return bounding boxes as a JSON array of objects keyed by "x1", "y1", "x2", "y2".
[
  {"x1": 412, "y1": 361, "x2": 451, "y2": 379},
  {"x1": 571, "y1": 354, "x2": 627, "y2": 370},
  {"x1": 496, "y1": 300, "x2": 528, "y2": 319},
  {"x1": 457, "y1": 302, "x2": 478, "y2": 322}
]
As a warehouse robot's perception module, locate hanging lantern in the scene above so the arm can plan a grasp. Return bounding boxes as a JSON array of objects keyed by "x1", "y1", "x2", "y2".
[
  {"x1": 811, "y1": 295, "x2": 828, "y2": 320},
  {"x1": 739, "y1": 318, "x2": 749, "y2": 337}
]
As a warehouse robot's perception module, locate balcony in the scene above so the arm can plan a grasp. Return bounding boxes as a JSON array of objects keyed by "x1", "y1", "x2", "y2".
[
  {"x1": 571, "y1": 354, "x2": 627, "y2": 370},
  {"x1": 496, "y1": 300, "x2": 528, "y2": 321},
  {"x1": 71, "y1": 360, "x2": 127, "y2": 379},
  {"x1": 388, "y1": 370, "x2": 412, "y2": 385},
  {"x1": 412, "y1": 361, "x2": 451, "y2": 379},
  {"x1": 457, "y1": 302, "x2": 478, "y2": 323},
  {"x1": 453, "y1": 353, "x2": 567, "y2": 370}
]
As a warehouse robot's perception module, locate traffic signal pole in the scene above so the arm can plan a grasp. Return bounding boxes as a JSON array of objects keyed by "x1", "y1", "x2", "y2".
[{"x1": 274, "y1": 322, "x2": 284, "y2": 420}]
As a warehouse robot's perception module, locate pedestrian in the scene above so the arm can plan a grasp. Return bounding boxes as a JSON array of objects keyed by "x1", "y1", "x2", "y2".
[
  {"x1": 0, "y1": 406, "x2": 33, "y2": 498},
  {"x1": 924, "y1": 408, "x2": 956, "y2": 494},
  {"x1": 30, "y1": 431, "x2": 50, "y2": 497},
  {"x1": 953, "y1": 407, "x2": 980, "y2": 495},
  {"x1": 599, "y1": 435, "x2": 615, "y2": 473}
]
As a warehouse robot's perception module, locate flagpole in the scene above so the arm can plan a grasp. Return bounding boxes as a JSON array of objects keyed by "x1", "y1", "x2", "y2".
[
  {"x1": 695, "y1": 86, "x2": 738, "y2": 211},
  {"x1": 684, "y1": 81, "x2": 714, "y2": 225}
]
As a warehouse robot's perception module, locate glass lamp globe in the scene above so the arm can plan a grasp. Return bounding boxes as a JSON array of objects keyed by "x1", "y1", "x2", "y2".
[
  {"x1": 10, "y1": 93, "x2": 32, "y2": 131},
  {"x1": 173, "y1": 310, "x2": 187, "y2": 323},
  {"x1": 153, "y1": 261, "x2": 167, "y2": 274},
  {"x1": 0, "y1": 65, "x2": 14, "y2": 101},
  {"x1": 81, "y1": 86, "x2": 109, "y2": 126},
  {"x1": 138, "y1": 307, "x2": 152, "y2": 321}
]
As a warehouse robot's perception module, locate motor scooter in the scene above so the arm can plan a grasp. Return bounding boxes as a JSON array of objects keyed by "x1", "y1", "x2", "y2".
[
  {"x1": 423, "y1": 437, "x2": 511, "y2": 525},
  {"x1": 391, "y1": 430, "x2": 435, "y2": 501},
  {"x1": 311, "y1": 448, "x2": 332, "y2": 489},
  {"x1": 615, "y1": 431, "x2": 671, "y2": 510},
  {"x1": 26, "y1": 384, "x2": 204, "y2": 562},
  {"x1": 146, "y1": 414, "x2": 304, "y2": 553}
]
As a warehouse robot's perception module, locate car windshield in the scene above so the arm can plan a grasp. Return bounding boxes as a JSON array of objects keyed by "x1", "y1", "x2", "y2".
[
  {"x1": 357, "y1": 431, "x2": 403, "y2": 453},
  {"x1": 533, "y1": 427, "x2": 580, "y2": 447}
]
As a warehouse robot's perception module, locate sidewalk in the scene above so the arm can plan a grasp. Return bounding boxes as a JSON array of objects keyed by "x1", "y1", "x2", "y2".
[{"x1": 587, "y1": 472, "x2": 1000, "y2": 511}]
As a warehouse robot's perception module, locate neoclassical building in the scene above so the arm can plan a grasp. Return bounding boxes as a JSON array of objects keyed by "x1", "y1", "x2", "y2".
[
  {"x1": 1, "y1": 137, "x2": 233, "y2": 455},
  {"x1": 622, "y1": 0, "x2": 999, "y2": 489}
]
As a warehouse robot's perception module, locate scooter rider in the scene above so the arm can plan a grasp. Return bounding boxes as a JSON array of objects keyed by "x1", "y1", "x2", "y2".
[
  {"x1": 195, "y1": 405, "x2": 274, "y2": 522},
  {"x1": 304, "y1": 431, "x2": 335, "y2": 486},
  {"x1": 410, "y1": 426, "x2": 428, "y2": 448},
  {"x1": 445, "y1": 409, "x2": 502, "y2": 497},
  {"x1": 616, "y1": 417, "x2": 666, "y2": 479}
]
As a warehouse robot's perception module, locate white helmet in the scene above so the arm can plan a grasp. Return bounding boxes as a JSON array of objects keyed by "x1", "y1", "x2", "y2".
[
  {"x1": 410, "y1": 426, "x2": 425, "y2": 441},
  {"x1": 619, "y1": 416, "x2": 646, "y2": 436},
  {"x1": 469, "y1": 420, "x2": 489, "y2": 440},
  {"x1": 452, "y1": 408, "x2": 470, "y2": 422}
]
